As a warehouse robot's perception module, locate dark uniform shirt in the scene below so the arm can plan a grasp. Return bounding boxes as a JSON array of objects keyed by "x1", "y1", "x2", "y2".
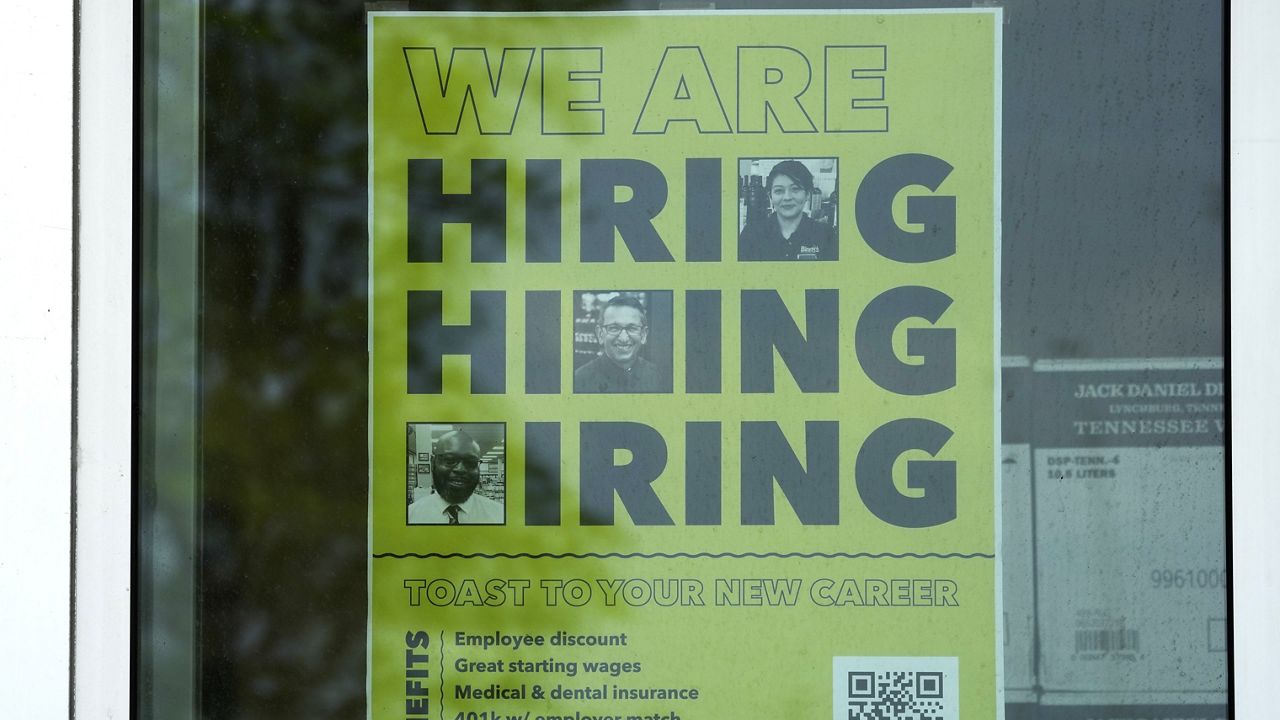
[
  {"x1": 574, "y1": 355, "x2": 665, "y2": 393},
  {"x1": 738, "y1": 213, "x2": 838, "y2": 261}
]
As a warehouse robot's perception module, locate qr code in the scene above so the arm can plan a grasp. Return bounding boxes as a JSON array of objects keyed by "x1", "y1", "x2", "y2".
[{"x1": 832, "y1": 657, "x2": 957, "y2": 720}]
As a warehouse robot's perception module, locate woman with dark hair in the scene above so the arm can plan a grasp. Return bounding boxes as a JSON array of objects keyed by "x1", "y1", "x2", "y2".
[{"x1": 738, "y1": 159, "x2": 837, "y2": 261}]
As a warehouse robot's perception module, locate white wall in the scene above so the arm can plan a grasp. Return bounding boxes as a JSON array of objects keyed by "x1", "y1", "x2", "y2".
[{"x1": 0, "y1": 1, "x2": 72, "y2": 716}]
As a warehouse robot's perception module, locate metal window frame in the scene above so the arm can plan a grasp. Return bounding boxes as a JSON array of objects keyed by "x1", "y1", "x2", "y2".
[{"x1": 74, "y1": 0, "x2": 134, "y2": 715}]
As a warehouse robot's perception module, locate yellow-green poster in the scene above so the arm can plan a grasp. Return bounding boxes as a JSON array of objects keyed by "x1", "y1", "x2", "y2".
[{"x1": 369, "y1": 10, "x2": 1000, "y2": 719}]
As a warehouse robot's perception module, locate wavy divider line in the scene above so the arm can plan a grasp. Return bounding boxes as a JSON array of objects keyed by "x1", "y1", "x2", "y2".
[{"x1": 372, "y1": 551, "x2": 993, "y2": 560}]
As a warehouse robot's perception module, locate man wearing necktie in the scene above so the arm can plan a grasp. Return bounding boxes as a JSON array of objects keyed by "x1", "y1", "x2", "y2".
[{"x1": 408, "y1": 429, "x2": 505, "y2": 525}]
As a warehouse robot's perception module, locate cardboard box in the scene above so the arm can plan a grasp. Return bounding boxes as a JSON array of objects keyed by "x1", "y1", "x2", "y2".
[
  {"x1": 1001, "y1": 357, "x2": 1037, "y2": 706},
  {"x1": 1031, "y1": 359, "x2": 1227, "y2": 712}
]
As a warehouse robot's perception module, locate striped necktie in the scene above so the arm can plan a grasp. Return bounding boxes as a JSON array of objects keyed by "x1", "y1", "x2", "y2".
[{"x1": 445, "y1": 505, "x2": 460, "y2": 524}]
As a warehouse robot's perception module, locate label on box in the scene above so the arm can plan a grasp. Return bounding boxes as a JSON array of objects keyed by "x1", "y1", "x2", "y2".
[{"x1": 1031, "y1": 359, "x2": 1226, "y2": 706}]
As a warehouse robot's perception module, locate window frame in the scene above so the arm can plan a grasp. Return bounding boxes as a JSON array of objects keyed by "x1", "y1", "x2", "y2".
[{"x1": 55, "y1": 1, "x2": 1280, "y2": 717}]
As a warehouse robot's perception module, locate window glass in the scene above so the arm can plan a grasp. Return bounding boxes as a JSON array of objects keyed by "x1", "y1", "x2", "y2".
[{"x1": 136, "y1": 2, "x2": 1226, "y2": 717}]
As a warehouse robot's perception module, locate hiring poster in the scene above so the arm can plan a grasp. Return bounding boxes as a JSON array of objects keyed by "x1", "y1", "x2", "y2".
[{"x1": 368, "y1": 10, "x2": 1001, "y2": 719}]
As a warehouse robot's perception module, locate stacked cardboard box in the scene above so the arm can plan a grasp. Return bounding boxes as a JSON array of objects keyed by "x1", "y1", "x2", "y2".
[
  {"x1": 1002, "y1": 357, "x2": 1037, "y2": 720},
  {"x1": 1002, "y1": 358, "x2": 1227, "y2": 719}
]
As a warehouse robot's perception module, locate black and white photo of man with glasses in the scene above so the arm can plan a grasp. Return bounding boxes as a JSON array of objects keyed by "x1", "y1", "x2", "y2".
[
  {"x1": 573, "y1": 294, "x2": 666, "y2": 394},
  {"x1": 408, "y1": 427, "x2": 505, "y2": 525}
]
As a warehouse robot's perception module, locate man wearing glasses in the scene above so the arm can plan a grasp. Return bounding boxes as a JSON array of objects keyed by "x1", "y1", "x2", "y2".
[
  {"x1": 408, "y1": 429, "x2": 504, "y2": 524},
  {"x1": 574, "y1": 295, "x2": 664, "y2": 394}
]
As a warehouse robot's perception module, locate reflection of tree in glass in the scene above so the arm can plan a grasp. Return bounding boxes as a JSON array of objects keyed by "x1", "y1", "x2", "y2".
[
  {"x1": 150, "y1": 1, "x2": 1230, "y2": 717},
  {"x1": 191, "y1": 2, "x2": 620, "y2": 716}
]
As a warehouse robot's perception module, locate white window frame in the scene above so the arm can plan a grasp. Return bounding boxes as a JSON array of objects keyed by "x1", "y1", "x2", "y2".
[
  {"x1": 74, "y1": 0, "x2": 134, "y2": 715},
  {"x1": 1227, "y1": 2, "x2": 1280, "y2": 717}
]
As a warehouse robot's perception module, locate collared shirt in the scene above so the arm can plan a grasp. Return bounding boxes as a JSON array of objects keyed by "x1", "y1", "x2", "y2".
[
  {"x1": 573, "y1": 355, "x2": 666, "y2": 393},
  {"x1": 738, "y1": 213, "x2": 838, "y2": 261},
  {"x1": 408, "y1": 489, "x2": 505, "y2": 525}
]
